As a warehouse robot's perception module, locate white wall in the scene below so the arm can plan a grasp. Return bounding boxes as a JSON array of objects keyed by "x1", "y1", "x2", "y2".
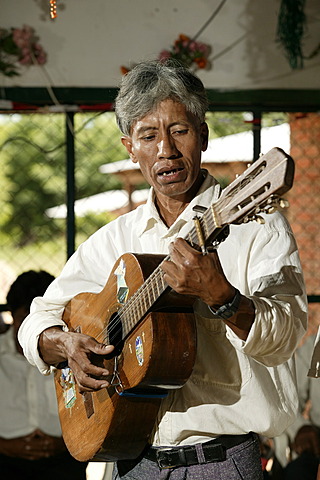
[{"x1": 2, "y1": 0, "x2": 320, "y2": 89}]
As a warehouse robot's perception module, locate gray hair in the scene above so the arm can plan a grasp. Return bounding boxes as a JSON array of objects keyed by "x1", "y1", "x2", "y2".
[{"x1": 115, "y1": 60, "x2": 208, "y2": 135}]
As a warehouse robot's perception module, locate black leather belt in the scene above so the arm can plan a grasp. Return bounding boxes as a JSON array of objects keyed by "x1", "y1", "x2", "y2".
[{"x1": 144, "y1": 433, "x2": 253, "y2": 469}]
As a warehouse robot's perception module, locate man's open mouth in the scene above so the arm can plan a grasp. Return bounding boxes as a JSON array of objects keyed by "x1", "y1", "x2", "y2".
[{"x1": 158, "y1": 167, "x2": 184, "y2": 177}]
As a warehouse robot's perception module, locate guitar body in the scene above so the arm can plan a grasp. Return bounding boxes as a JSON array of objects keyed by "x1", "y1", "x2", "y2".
[{"x1": 54, "y1": 253, "x2": 197, "y2": 462}]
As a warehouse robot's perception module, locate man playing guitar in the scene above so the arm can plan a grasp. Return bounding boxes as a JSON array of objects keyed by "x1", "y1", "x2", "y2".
[{"x1": 19, "y1": 60, "x2": 307, "y2": 480}]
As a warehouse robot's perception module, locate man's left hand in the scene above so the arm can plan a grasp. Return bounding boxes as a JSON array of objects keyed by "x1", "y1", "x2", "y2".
[{"x1": 161, "y1": 238, "x2": 235, "y2": 307}]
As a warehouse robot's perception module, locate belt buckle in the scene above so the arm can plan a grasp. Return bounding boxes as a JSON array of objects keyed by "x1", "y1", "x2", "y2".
[{"x1": 156, "y1": 448, "x2": 179, "y2": 469}]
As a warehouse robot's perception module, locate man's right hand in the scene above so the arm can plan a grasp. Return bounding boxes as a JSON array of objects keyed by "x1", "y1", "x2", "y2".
[{"x1": 39, "y1": 327, "x2": 114, "y2": 392}]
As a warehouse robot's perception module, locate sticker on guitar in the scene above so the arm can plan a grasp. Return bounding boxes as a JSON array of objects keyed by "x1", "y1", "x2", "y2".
[
  {"x1": 59, "y1": 366, "x2": 76, "y2": 409},
  {"x1": 115, "y1": 259, "x2": 129, "y2": 304}
]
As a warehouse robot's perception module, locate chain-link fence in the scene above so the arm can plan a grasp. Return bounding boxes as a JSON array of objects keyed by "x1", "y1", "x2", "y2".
[{"x1": 0, "y1": 108, "x2": 319, "y2": 333}]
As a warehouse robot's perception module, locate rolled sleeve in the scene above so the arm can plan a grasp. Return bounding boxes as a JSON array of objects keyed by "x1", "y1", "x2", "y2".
[
  {"x1": 18, "y1": 299, "x2": 66, "y2": 374},
  {"x1": 221, "y1": 211, "x2": 307, "y2": 366}
]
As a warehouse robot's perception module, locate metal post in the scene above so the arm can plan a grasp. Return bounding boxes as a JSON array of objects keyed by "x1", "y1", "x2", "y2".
[
  {"x1": 252, "y1": 109, "x2": 262, "y2": 162},
  {"x1": 66, "y1": 112, "x2": 75, "y2": 259}
]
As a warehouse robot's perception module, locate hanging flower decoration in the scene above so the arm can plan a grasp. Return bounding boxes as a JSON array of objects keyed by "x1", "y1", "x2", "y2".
[
  {"x1": 0, "y1": 25, "x2": 47, "y2": 77},
  {"x1": 120, "y1": 33, "x2": 211, "y2": 75},
  {"x1": 159, "y1": 33, "x2": 211, "y2": 71}
]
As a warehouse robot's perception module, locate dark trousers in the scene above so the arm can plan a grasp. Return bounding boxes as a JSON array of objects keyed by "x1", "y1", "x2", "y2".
[
  {"x1": 113, "y1": 434, "x2": 263, "y2": 480},
  {"x1": 0, "y1": 451, "x2": 88, "y2": 480}
]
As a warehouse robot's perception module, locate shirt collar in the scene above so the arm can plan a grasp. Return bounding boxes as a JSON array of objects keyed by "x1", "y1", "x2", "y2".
[{"x1": 136, "y1": 170, "x2": 221, "y2": 237}]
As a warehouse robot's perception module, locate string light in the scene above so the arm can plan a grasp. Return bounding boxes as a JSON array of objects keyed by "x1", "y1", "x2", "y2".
[{"x1": 50, "y1": 0, "x2": 57, "y2": 19}]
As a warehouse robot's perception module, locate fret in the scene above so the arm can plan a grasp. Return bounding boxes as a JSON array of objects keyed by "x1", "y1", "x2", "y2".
[
  {"x1": 209, "y1": 205, "x2": 221, "y2": 230},
  {"x1": 121, "y1": 312, "x2": 131, "y2": 338},
  {"x1": 142, "y1": 289, "x2": 148, "y2": 313},
  {"x1": 127, "y1": 308, "x2": 136, "y2": 333},
  {"x1": 150, "y1": 278, "x2": 157, "y2": 304},
  {"x1": 200, "y1": 215, "x2": 207, "y2": 239},
  {"x1": 156, "y1": 277, "x2": 162, "y2": 298},
  {"x1": 146, "y1": 285, "x2": 152, "y2": 309},
  {"x1": 186, "y1": 231, "x2": 194, "y2": 248},
  {"x1": 144, "y1": 283, "x2": 152, "y2": 310},
  {"x1": 159, "y1": 270, "x2": 166, "y2": 292},
  {"x1": 134, "y1": 298, "x2": 142, "y2": 324}
]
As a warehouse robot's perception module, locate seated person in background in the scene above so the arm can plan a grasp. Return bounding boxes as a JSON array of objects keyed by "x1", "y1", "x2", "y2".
[
  {"x1": 283, "y1": 333, "x2": 320, "y2": 480},
  {"x1": 0, "y1": 270, "x2": 88, "y2": 480},
  {"x1": 308, "y1": 328, "x2": 320, "y2": 480},
  {"x1": 259, "y1": 436, "x2": 285, "y2": 480}
]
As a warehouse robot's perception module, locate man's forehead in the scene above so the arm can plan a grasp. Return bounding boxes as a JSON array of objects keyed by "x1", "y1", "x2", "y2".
[{"x1": 131, "y1": 100, "x2": 198, "y2": 133}]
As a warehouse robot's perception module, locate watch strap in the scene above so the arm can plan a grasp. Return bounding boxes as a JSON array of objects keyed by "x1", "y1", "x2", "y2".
[{"x1": 209, "y1": 289, "x2": 241, "y2": 320}]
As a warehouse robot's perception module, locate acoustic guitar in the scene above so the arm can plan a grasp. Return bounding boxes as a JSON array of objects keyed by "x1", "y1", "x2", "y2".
[{"x1": 54, "y1": 147, "x2": 294, "y2": 462}]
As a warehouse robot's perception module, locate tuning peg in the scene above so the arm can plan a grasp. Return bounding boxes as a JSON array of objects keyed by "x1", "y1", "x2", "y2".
[
  {"x1": 254, "y1": 215, "x2": 265, "y2": 224},
  {"x1": 279, "y1": 198, "x2": 289, "y2": 209},
  {"x1": 265, "y1": 206, "x2": 277, "y2": 214},
  {"x1": 243, "y1": 214, "x2": 266, "y2": 224},
  {"x1": 249, "y1": 214, "x2": 265, "y2": 224}
]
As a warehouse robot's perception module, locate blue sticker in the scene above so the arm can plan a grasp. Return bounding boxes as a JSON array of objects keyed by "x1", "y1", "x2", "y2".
[{"x1": 135, "y1": 336, "x2": 144, "y2": 366}]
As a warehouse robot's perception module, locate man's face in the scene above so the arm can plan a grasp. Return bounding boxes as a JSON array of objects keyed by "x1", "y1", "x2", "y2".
[{"x1": 122, "y1": 99, "x2": 208, "y2": 202}]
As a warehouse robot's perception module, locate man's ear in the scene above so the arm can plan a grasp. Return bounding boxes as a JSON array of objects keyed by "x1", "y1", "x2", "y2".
[
  {"x1": 121, "y1": 136, "x2": 137, "y2": 163},
  {"x1": 200, "y1": 122, "x2": 209, "y2": 152}
]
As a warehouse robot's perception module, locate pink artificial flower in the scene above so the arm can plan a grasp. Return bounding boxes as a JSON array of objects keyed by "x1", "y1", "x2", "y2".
[
  {"x1": 19, "y1": 53, "x2": 32, "y2": 65},
  {"x1": 197, "y1": 42, "x2": 209, "y2": 54},
  {"x1": 159, "y1": 49, "x2": 171, "y2": 61},
  {"x1": 21, "y1": 47, "x2": 31, "y2": 56},
  {"x1": 33, "y1": 44, "x2": 47, "y2": 64},
  {"x1": 12, "y1": 29, "x2": 27, "y2": 48},
  {"x1": 188, "y1": 41, "x2": 197, "y2": 52},
  {"x1": 12, "y1": 25, "x2": 34, "y2": 49}
]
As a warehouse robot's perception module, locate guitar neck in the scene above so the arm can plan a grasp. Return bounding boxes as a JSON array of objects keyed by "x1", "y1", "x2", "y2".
[{"x1": 120, "y1": 259, "x2": 170, "y2": 339}]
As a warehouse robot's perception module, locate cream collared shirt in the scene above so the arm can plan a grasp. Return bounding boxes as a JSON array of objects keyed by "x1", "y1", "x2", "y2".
[
  {"x1": 0, "y1": 327, "x2": 62, "y2": 438},
  {"x1": 19, "y1": 172, "x2": 307, "y2": 446}
]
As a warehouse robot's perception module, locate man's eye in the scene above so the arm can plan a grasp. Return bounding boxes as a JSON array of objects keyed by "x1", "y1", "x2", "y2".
[
  {"x1": 142, "y1": 135, "x2": 155, "y2": 141},
  {"x1": 173, "y1": 129, "x2": 188, "y2": 135}
]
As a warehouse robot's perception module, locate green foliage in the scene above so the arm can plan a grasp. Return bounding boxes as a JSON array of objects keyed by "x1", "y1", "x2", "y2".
[
  {"x1": 74, "y1": 112, "x2": 126, "y2": 199},
  {"x1": 0, "y1": 112, "x2": 130, "y2": 248},
  {"x1": 206, "y1": 112, "x2": 252, "y2": 139},
  {"x1": 206, "y1": 111, "x2": 288, "y2": 138},
  {"x1": 0, "y1": 114, "x2": 65, "y2": 246},
  {"x1": 75, "y1": 211, "x2": 117, "y2": 248}
]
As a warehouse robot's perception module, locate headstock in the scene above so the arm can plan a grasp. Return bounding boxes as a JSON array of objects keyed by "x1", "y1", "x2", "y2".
[{"x1": 214, "y1": 147, "x2": 294, "y2": 227}]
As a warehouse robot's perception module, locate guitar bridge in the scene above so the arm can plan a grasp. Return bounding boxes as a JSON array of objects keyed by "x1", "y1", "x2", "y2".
[{"x1": 110, "y1": 356, "x2": 124, "y2": 394}]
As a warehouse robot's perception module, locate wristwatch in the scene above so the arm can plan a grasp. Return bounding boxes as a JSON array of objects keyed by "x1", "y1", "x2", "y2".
[{"x1": 209, "y1": 289, "x2": 241, "y2": 320}]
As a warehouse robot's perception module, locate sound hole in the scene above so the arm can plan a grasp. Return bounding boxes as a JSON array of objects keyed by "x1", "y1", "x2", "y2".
[{"x1": 107, "y1": 311, "x2": 124, "y2": 355}]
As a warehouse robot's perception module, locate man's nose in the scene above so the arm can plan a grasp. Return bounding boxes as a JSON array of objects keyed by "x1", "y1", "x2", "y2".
[{"x1": 157, "y1": 134, "x2": 180, "y2": 159}]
